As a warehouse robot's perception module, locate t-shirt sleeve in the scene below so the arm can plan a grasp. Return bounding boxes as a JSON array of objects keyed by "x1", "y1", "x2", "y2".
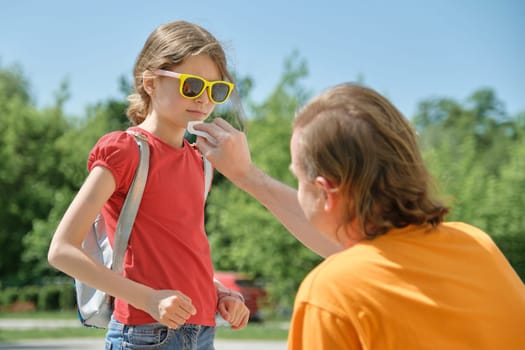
[
  {"x1": 87, "y1": 131, "x2": 140, "y2": 194},
  {"x1": 288, "y1": 303, "x2": 362, "y2": 350}
]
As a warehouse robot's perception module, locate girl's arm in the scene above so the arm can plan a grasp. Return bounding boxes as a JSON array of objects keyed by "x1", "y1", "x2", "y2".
[
  {"x1": 48, "y1": 166, "x2": 195, "y2": 328},
  {"x1": 195, "y1": 118, "x2": 342, "y2": 258}
]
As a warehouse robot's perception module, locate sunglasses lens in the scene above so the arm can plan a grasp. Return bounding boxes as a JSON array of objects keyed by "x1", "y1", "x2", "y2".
[
  {"x1": 211, "y1": 83, "x2": 231, "y2": 103},
  {"x1": 182, "y1": 77, "x2": 205, "y2": 97}
]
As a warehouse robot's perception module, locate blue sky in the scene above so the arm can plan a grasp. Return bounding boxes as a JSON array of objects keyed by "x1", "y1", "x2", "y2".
[{"x1": 1, "y1": 0, "x2": 523, "y2": 119}]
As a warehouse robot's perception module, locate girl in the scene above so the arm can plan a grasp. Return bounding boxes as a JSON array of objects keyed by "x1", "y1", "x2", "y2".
[{"x1": 48, "y1": 20, "x2": 249, "y2": 350}]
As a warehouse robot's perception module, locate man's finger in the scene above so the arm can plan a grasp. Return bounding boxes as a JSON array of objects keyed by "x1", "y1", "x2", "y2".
[{"x1": 213, "y1": 117, "x2": 238, "y2": 132}]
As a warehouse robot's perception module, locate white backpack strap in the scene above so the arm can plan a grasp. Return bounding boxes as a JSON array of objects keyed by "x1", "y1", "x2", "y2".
[
  {"x1": 203, "y1": 156, "x2": 213, "y2": 201},
  {"x1": 112, "y1": 131, "x2": 150, "y2": 273}
]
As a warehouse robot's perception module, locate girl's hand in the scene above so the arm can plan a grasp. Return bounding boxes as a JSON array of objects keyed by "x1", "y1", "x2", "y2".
[
  {"x1": 217, "y1": 294, "x2": 250, "y2": 330},
  {"x1": 146, "y1": 290, "x2": 197, "y2": 329}
]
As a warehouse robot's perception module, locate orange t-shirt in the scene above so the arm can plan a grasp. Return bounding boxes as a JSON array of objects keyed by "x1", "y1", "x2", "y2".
[{"x1": 288, "y1": 223, "x2": 525, "y2": 350}]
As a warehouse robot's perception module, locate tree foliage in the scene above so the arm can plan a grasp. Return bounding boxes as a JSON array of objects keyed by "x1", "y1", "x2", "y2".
[
  {"x1": 417, "y1": 90, "x2": 525, "y2": 280},
  {"x1": 0, "y1": 55, "x2": 523, "y2": 313},
  {"x1": 206, "y1": 53, "x2": 323, "y2": 310},
  {"x1": 0, "y1": 65, "x2": 69, "y2": 284}
]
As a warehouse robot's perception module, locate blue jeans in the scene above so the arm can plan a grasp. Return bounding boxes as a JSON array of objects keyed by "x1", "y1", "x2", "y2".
[{"x1": 105, "y1": 316, "x2": 215, "y2": 350}]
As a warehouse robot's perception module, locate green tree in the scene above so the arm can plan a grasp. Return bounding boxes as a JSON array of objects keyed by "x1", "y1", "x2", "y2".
[
  {"x1": 418, "y1": 90, "x2": 525, "y2": 280},
  {"x1": 481, "y1": 137, "x2": 525, "y2": 278},
  {"x1": 0, "y1": 64, "x2": 70, "y2": 284},
  {"x1": 207, "y1": 53, "x2": 322, "y2": 311},
  {"x1": 414, "y1": 88, "x2": 519, "y2": 175},
  {"x1": 3, "y1": 53, "x2": 524, "y2": 314}
]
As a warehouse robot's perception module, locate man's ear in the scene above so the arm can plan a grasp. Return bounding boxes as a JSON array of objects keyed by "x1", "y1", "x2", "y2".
[{"x1": 314, "y1": 176, "x2": 338, "y2": 211}]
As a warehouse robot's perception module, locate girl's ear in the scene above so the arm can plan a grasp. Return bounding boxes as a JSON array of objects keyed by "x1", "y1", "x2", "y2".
[
  {"x1": 314, "y1": 176, "x2": 339, "y2": 211},
  {"x1": 142, "y1": 71, "x2": 155, "y2": 96}
]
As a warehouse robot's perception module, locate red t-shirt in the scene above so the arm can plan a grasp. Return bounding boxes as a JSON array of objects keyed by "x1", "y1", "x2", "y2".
[{"x1": 88, "y1": 127, "x2": 216, "y2": 326}]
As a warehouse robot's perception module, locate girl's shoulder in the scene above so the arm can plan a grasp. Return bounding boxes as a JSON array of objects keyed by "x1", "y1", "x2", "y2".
[
  {"x1": 91, "y1": 129, "x2": 148, "y2": 160},
  {"x1": 87, "y1": 130, "x2": 142, "y2": 192},
  {"x1": 96, "y1": 130, "x2": 140, "y2": 150}
]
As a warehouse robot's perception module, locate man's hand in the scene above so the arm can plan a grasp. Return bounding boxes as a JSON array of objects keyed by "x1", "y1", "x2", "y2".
[{"x1": 193, "y1": 118, "x2": 253, "y2": 186}]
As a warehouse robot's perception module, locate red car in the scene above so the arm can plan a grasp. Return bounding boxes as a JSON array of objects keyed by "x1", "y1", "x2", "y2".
[{"x1": 214, "y1": 271, "x2": 266, "y2": 322}]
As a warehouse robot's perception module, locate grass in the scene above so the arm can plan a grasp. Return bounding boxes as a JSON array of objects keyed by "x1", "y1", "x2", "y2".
[
  {"x1": 0, "y1": 327, "x2": 107, "y2": 341},
  {"x1": 0, "y1": 311, "x2": 289, "y2": 342},
  {"x1": 0, "y1": 310, "x2": 77, "y2": 320},
  {"x1": 216, "y1": 321, "x2": 289, "y2": 340}
]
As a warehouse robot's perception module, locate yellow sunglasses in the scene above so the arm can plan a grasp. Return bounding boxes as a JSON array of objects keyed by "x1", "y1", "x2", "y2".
[{"x1": 153, "y1": 69, "x2": 234, "y2": 104}]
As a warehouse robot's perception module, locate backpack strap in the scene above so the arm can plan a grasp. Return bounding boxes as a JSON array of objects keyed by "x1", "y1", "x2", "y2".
[
  {"x1": 112, "y1": 131, "x2": 150, "y2": 274},
  {"x1": 203, "y1": 156, "x2": 213, "y2": 201},
  {"x1": 192, "y1": 141, "x2": 213, "y2": 201}
]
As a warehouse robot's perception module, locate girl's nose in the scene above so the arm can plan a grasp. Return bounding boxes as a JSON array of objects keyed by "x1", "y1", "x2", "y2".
[{"x1": 196, "y1": 88, "x2": 212, "y2": 104}]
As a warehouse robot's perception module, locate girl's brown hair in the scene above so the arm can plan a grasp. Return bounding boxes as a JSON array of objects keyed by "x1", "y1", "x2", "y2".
[
  {"x1": 294, "y1": 83, "x2": 449, "y2": 239},
  {"x1": 127, "y1": 20, "x2": 235, "y2": 124}
]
